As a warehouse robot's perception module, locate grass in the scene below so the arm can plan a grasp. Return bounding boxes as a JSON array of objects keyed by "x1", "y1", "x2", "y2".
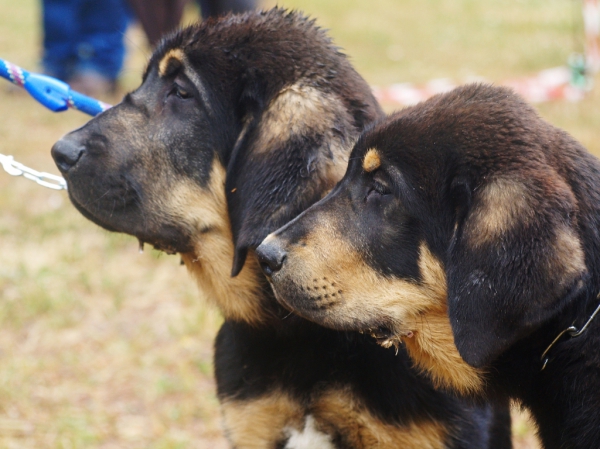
[{"x1": 1, "y1": 0, "x2": 598, "y2": 447}]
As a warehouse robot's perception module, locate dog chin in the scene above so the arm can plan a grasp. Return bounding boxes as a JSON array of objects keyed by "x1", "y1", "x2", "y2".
[
  {"x1": 132, "y1": 228, "x2": 193, "y2": 256},
  {"x1": 270, "y1": 283, "x2": 302, "y2": 314},
  {"x1": 272, "y1": 284, "x2": 411, "y2": 351},
  {"x1": 306, "y1": 311, "x2": 408, "y2": 352},
  {"x1": 70, "y1": 195, "x2": 192, "y2": 255},
  {"x1": 69, "y1": 194, "x2": 121, "y2": 233}
]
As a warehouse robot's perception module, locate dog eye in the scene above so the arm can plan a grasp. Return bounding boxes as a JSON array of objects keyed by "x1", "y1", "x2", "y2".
[
  {"x1": 172, "y1": 83, "x2": 192, "y2": 100},
  {"x1": 366, "y1": 180, "x2": 391, "y2": 201}
]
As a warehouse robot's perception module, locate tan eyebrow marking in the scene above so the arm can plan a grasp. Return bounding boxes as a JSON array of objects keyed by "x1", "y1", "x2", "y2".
[
  {"x1": 157, "y1": 47, "x2": 215, "y2": 117},
  {"x1": 158, "y1": 48, "x2": 186, "y2": 77},
  {"x1": 363, "y1": 148, "x2": 381, "y2": 172}
]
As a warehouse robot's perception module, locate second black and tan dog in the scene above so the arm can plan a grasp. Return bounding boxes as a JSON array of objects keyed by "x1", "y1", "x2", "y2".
[
  {"x1": 51, "y1": 11, "x2": 511, "y2": 448},
  {"x1": 258, "y1": 84, "x2": 600, "y2": 448}
]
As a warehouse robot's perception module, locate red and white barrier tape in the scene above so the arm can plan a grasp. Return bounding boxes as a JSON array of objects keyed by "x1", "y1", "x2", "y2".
[
  {"x1": 372, "y1": 66, "x2": 585, "y2": 106},
  {"x1": 374, "y1": 0, "x2": 599, "y2": 107}
]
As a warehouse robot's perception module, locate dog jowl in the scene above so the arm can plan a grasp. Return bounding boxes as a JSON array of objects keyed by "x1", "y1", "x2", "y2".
[
  {"x1": 51, "y1": 9, "x2": 381, "y2": 325},
  {"x1": 257, "y1": 84, "x2": 589, "y2": 394}
]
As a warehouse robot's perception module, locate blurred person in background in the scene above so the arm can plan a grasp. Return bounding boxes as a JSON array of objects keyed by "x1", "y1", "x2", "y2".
[
  {"x1": 41, "y1": 0, "x2": 132, "y2": 97},
  {"x1": 127, "y1": 0, "x2": 257, "y2": 48},
  {"x1": 197, "y1": 0, "x2": 257, "y2": 19},
  {"x1": 41, "y1": 0, "x2": 256, "y2": 98},
  {"x1": 126, "y1": 0, "x2": 186, "y2": 48}
]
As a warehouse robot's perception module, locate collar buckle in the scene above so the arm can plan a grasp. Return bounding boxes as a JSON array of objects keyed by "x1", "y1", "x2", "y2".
[{"x1": 540, "y1": 294, "x2": 600, "y2": 371}]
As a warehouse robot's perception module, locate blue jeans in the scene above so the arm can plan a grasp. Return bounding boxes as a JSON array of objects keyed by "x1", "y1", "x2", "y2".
[{"x1": 42, "y1": 0, "x2": 131, "y2": 81}]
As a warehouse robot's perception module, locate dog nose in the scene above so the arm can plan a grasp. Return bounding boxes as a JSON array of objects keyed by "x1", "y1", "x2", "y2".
[
  {"x1": 256, "y1": 238, "x2": 287, "y2": 277},
  {"x1": 51, "y1": 138, "x2": 85, "y2": 172}
]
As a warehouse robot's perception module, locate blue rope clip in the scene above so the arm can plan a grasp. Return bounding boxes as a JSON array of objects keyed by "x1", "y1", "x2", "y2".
[{"x1": 0, "y1": 58, "x2": 112, "y2": 117}]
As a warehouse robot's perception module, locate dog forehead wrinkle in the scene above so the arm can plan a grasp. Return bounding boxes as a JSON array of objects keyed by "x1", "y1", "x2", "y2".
[
  {"x1": 156, "y1": 47, "x2": 215, "y2": 119},
  {"x1": 182, "y1": 64, "x2": 214, "y2": 117}
]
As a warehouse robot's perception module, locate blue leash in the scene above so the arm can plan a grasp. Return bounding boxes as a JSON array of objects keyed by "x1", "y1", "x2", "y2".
[
  {"x1": 0, "y1": 58, "x2": 111, "y2": 116},
  {"x1": 0, "y1": 58, "x2": 112, "y2": 190}
]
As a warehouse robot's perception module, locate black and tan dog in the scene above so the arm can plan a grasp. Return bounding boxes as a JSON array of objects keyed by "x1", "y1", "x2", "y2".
[
  {"x1": 257, "y1": 84, "x2": 600, "y2": 448},
  {"x1": 51, "y1": 11, "x2": 511, "y2": 448}
]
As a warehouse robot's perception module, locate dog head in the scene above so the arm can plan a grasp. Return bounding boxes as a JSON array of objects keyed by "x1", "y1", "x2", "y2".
[
  {"x1": 258, "y1": 84, "x2": 589, "y2": 390},
  {"x1": 51, "y1": 9, "x2": 382, "y2": 323}
]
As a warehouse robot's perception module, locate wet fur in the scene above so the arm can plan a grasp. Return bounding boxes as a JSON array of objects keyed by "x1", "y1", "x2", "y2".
[
  {"x1": 52, "y1": 12, "x2": 511, "y2": 449},
  {"x1": 261, "y1": 84, "x2": 600, "y2": 448}
]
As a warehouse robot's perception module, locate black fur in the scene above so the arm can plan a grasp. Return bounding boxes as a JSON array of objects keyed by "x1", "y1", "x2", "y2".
[
  {"x1": 52, "y1": 11, "x2": 511, "y2": 448},
  {"x1": 261, "y1": 84, "x2": 600, "y2": 448},
  {"x1": 216, "y1": 317, "x2": 512, "y2": 449}
]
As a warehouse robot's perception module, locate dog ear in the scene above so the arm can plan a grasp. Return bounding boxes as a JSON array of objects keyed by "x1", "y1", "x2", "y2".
[
  {"x1": 446, "y1": 170, "x2": 588, "y2": 368},
  {"x1": 226, "y1": 81, "x2": 356, "y2": 276}
]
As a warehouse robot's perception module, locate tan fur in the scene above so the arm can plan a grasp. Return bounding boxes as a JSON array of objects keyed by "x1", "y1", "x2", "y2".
[
  {"x1": 253, "y1": 84, "x2": 343, "y2": 152},
  {"x1": 313, "y1": 387, "x2": 448, "y2": 448},
  {"x1": 222, "y1": 386, "x2": 450, "y2": 449},
  {"x1": 363, "y1": 148, "x2": 381, "y2": 173},
  {"x1": 253, "y1": 83, "x2": 351, "y2": 187},
  {"x1": 140, "y1": 82, "x2": 357, "y2": 325},
  {"x1": 400, "y1": 246, "x2": 484, "y2": 395},
  {"x1": 222, "y1": 391, "x2": 304, "y2": 448},
  {"x1": 549, "y1": 224, "x2": 587, "y2": 288},
  {"x1": 158, "y1": 48, "x2": 186, "y2": 77},
  {"x1": 402, "y1": 307, "x2": 484, "y2": 395},
  {"x1": 156, "y1": 159, "x2": 265, "y2": 325},
  {"x1": 466, "y1": 177, "x2": 533, "y2": 247},
  {"x1": 276, "y1": 220, "x2": 485, "y2": 394},
  {"x1": 467, "y1": 175, "x2": 586, "y2": 289}
]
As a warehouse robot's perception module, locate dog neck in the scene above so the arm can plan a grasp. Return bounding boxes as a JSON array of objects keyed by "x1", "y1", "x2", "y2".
[
  {"x1": 386, "y1": 244, "x2": 486, "y2": 396},
  {"x1": 182, "y1": 243, "x2": 267, "y2": 326},
  {"x1": 180, "y1": 163, "x2": 269, "y2": 326},
  {"x1": 401, "y1": 306, "x2": 486, "y2": 396}
]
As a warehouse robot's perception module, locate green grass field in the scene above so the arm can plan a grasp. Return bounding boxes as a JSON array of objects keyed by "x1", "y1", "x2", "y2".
[{"x1": 1, "y1": 0, "x2": 598, "y2": 447}]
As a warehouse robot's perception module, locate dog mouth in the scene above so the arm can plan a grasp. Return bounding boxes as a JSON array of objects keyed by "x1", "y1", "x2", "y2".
[
  {"x1": 137, "y1": 238, "x2": 181, "y2": 255},
  {"x1": 362, "y1": 326, "x2": 399, "y2": 349},
  {"x1": 69, "y1": 191, "x2": 192, "y2": 255},
  {"x1": 128, "y1": 224, "x2": 194, "y2": 256},
  {"x1": 359, "y1": 324, "x2": 414, "y2": 351},
  {"x1": 68, "y1": 193, "x2": 122, "y2": 232},
  {"x1": 272, "y1": 284, "x2": 410, "y2": 351}
]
